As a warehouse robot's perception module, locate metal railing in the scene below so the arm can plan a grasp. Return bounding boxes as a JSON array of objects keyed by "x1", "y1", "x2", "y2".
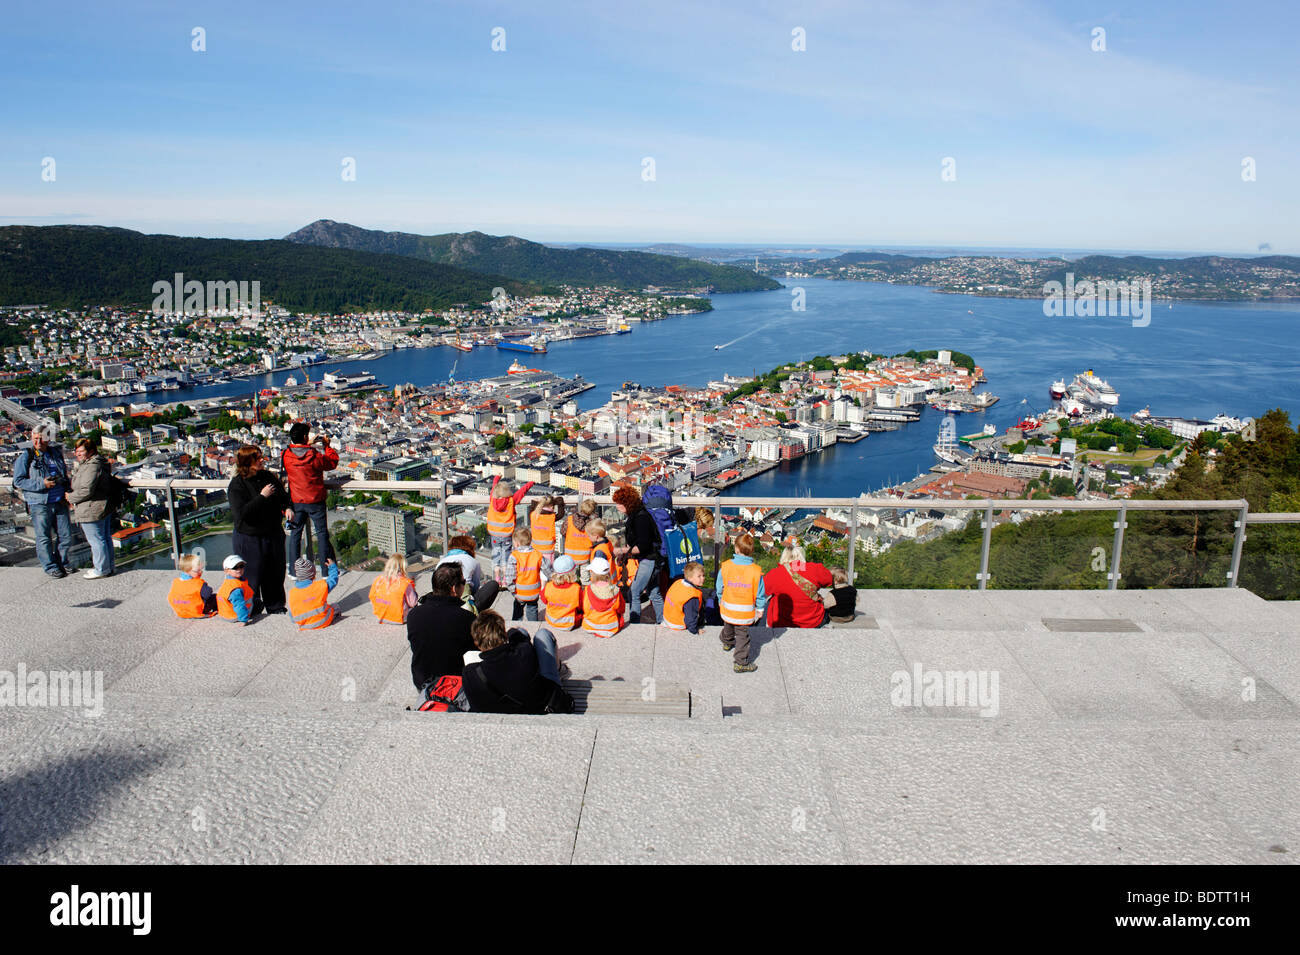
[{"x1": 5, "y1": 475, "x2": 1298, "y2": 590}]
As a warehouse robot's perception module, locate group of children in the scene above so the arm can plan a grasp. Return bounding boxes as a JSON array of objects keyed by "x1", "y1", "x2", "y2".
[{"x1": 167, "y1": 551, "x2": 343, "y2": 629}]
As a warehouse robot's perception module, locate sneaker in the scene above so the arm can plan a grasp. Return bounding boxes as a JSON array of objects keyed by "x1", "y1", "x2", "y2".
[
  {"x1": 721, "y1": 641, "x2": 735, "y2": 652},
  {"x1": 47, "y1": 568, "x2": 67, "y2": 579},
  {"x1": 83, "y1": 569, "x2": 106, "y2": 580},
  {"x1": 734, "y1": 661, "x2": 757, "y2": 673}
]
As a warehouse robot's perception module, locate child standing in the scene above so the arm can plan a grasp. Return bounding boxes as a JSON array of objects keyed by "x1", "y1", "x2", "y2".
[
  {"x1": 486, "y1": 475, "x2": 535, "y2": 584},
  {"x1": 168, "y1": 553, "x2": 217, "y2": 619},
  {"x1": 610, "y1": 533, "x2": 639, "y2": 618},
  {"x1": 528, "y1": 496, "x2": 565, "y2": 574},
  {"x1": 507, "y1": 526, "x2": 543, "y2": 621},
  {"x1": 369, "y1": 553, "x2": 418, "y2": 624},
  {"x1": 662, "y1": 561, "x2": 707, "y2": 634},
  {"x1": 827, "y1": 567, "x2": 858, "y2": 624},
  {"x1": 216, "y1": 554, "x2": 256, "y2": 626},
  {"x1": 586, "y1": 518, "x2": 614, "y2": 583},
  {"x1": 540, "y1": 554, "x2": 581, "y2": 631},
  {"x1": 716, "y1": 533, "x2": 767, "y2": 673},
  {"x1": 562, "y1": 499, "x2": 597, "y2": 585},
  {"x1": 581, "y1": 557, "x2": 625, "y2": 638}
]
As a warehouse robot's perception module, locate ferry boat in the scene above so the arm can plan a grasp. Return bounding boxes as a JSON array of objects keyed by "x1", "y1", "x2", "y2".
[
  {"x1": 1050, "y1": 379, "x2": 1067, "y2": 400},
  {"x1": 497, "y1": 335, "x2": 548, "y2": 354}
]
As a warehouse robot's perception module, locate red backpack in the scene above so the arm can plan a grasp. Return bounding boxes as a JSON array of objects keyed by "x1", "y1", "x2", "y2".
[{"x1": 415, "y1": 675, "x2": 466, "y2": 712}]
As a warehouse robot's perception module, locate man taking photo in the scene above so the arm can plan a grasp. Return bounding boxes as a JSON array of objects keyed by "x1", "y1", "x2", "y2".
[{"x1": 281, "y1": 421, "x2": 339, "y2": 576}]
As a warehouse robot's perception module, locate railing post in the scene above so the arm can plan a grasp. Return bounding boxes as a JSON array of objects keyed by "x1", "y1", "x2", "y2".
[
  {"x1": 977, "y1": 502, "x2": 993, "y2": 590},
  {"x1": 440, "y1": 479, "x2": 449, "y2": 553},
  {"x1": 847, "y1": 504, "x2": 858, "y2": 583},
  {"x1": 1227, "y1": 501, "x2": 1249, "y2": 588},
  {"x1": 1108, "y1": 503, "x2": 1127, "y2": 591},
  {"x1": 164, "y1": 478, "x2": 182, "y2": 565},
  {"x1": 713, "y1": 501, "x2": 723, "y2": 577}
]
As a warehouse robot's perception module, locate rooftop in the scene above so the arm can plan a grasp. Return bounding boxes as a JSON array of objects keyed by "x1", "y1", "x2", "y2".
[{"x1": 1, "y1": 566, "x2": 1297, "y2": 864}]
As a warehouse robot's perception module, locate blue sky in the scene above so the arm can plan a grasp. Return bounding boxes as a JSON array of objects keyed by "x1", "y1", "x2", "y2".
[{"x1": 2, "y1": 0, "x2": 1296, "y2": 252}]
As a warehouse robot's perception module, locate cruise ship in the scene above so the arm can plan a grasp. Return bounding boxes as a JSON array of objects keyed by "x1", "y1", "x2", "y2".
[{"x1": 1073, "y1": 370, "x2": 1119, "y2": 407}]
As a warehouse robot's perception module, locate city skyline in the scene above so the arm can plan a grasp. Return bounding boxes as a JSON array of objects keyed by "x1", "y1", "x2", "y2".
[{"x1": 2, "y1": 0, "x2": 1298, "y2": 252}]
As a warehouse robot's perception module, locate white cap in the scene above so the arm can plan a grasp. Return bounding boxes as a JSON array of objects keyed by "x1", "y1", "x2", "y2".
[
  {"x1": 552, "y1": 554, "x2": 576, "y2": 574},
  {"x1": 222, "y1": 554, "x2": 246, "y2": 570},
  {"x1": 588, "y1": 557, "x2": 611, "y2": 577}
]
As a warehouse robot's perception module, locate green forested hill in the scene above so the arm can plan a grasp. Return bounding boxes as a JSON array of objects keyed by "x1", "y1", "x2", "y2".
[
  {"x1": 285, "y1": 220, "x2": 783, "y2": 293},
  {"x1": 0, "y1": 225, "x2": 537, "y2": 312}
]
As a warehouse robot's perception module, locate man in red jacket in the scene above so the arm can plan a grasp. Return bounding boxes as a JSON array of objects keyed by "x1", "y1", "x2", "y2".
[{"x1": 281, "y1": 421, "x2": 339, "y2": 576}]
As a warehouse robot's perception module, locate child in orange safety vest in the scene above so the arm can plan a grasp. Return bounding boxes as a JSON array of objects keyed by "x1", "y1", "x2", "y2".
[
  {"x1": 581, "y1": 557, "x2": 625, "y2": 638},
  {"x1": 716, "y1": 534, "x2": 767, "y2": 673},
  {"x1": 507, "y1": 525, "x2": 543, "y2": 622},
  {"x1": 216, "y1": 554, "x2": 256, "y2": 625},
  {"x1": 662, "y1": 562, "x2": 707, "y2": 634},
  {"x1": 486, "y1": 476, "x2": 535, "y2": 585},
  {"x1": 540, "y1": 554, "x2": 581, "y2": 631},
  {"x1": 289, "y1": 556, "x2": 340, "y2": 630},
  {"x1": 167, "y1": 552, "x2": 217, "y2": 619},
  {"x1": 610, "y1": 533, "x2": 639, "y2": 617},
  {"x1": 369, "y1": 553, "x2": 417, "y2": 625}
]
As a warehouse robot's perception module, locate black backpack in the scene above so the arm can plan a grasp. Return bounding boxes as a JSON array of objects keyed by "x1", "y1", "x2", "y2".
[{"x1": 104, "y1": 472, "x2": 136, "y2": 513}]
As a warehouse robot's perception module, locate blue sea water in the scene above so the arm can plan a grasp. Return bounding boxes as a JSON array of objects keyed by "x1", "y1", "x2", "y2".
[{"x1": 87, "y1": 278, "x2": 1300, "y2": 500}]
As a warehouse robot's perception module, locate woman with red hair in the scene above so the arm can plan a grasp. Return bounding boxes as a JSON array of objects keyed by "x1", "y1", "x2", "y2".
[{"x1": 613, "y1": 486, "x2": 662, "y2": 623}]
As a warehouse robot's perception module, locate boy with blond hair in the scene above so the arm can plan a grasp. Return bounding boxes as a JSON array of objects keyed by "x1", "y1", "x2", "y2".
[
  {"x1": 168, "y1": 552, "x2": 217, "y2": 619},
  {"x1": 507, "y1": 525, "x2": 543, "y2": 621}
]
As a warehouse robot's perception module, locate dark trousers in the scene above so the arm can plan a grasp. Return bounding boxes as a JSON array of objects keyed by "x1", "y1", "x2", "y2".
[
  {"x1": 721, "y1": 622, "x2": 752, "y2": 665},
  {"x1": 233, "y1": 531, "x2": 286, "y2": 614},
  {"x1": 287, "y1": 501, "x2": 333, "y2": 573},
  {"x1": 474, "y1": 580, "x2": 500, "y2": 614}
]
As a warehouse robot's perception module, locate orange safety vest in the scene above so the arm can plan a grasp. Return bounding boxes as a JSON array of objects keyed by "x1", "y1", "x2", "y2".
[
  {"x1": 168, "y1": 576, "x2": 214, "y2": 619},
  {"x1": 590, "y1": 539, "x2": 614, "y2": 572},
  {"x1": 216, "y1": 576, "x2": 255, "y2": 622},
  {"x1": 530, "y1": 511, "x2": 556, "y2": 557},
  {"x1": 663, "y1": 579, "x2": 702, "y2": 631},
  {"x1": 369, "y1": 574, "x2": 413, "y2": 624},
  {"x1": 542, "y1": 580, "x2": 580, "y2": 630},
  {"x1": 512, "y1": 548, "x2": 542, "y2": 602},
  {"x1": 486, "y1": 495, "x2": 516, "y2": 538},
  {"x1": 582, "y1": 586, "x2": 624, "y2": 638},
  {"x1": 564, "y1": 516, "x2": 591, "y2": 563},
  {"x1": 719, "y1": 560, "x2": 763, "y2": 625},
  {"x1": 615, "y1": 557, "x2": 640, "y2": 589},
  {"x1": 289, "y1": 579, "x2": 335, "y2": 630}
]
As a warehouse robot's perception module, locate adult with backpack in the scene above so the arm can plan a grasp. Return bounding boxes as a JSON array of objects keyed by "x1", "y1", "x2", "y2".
[
  {"x1": 461, "y1": 610, "x2": 574, "y2": 715},
  {"x1": 66, "y1": 437, "x2": 117, "y2": 579},
  {"x1": 281, "y1": 421, "x2": 338, "y2": 577},
  {"x1": 612, "y1": 484, "x2": 702, "y2": 624}
]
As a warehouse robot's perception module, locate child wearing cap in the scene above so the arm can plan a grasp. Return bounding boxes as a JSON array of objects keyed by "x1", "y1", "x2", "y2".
[
  {"x1": 216, "y1": 554, "x2": 256, "y2": 625},
  {"x1": 288, "y1": 556, "x2": 340, "y2": 630},
  {"x1": 581, "y1": 557, "x2": 625, "y2": 638},
  {"x1": 167, "y1": 552, "x2": 217, "y2": 619},
  {"x1": 540, "y1": 554, "x2": 581, "y2": 630}
]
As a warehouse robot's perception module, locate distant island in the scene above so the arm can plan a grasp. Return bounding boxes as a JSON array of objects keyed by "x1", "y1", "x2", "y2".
[{"x1": 768, "y1": 251, "x2": 1300, "y2": 301}]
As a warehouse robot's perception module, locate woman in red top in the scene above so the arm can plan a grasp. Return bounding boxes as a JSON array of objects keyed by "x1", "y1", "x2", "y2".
[{"x1": 763, "y1": 544, "x2": 833, "y2": 628}]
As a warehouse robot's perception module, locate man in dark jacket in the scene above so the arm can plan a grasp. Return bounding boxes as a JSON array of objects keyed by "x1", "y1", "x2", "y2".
[
  {"x1": 407, "y1": 562, "x2": 477, "y2": 691},
  {"x1": 281, "y1": 422, "x2": 339, "y2": 576},
  {"x1": 227, "y1": 445, "x2": 292, "y2": 615},
  {"x1": 461, "y1": 610, "x2": 570, "y2": 714}
]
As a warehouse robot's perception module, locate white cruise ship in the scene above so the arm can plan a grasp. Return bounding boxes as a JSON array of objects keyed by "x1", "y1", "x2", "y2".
[{"x1": 1072, "y1": 370, "x2": 1119, "y2": 407}]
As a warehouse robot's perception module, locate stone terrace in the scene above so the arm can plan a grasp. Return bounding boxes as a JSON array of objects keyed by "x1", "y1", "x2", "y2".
[{"x1": 0, "y1": 566, "x2": 1297, "y2": 864}]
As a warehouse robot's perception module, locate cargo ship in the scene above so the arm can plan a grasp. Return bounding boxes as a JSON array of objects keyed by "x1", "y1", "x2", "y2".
[{"x1": 497, "y1": 335, "x2": 548, "y2": 354}]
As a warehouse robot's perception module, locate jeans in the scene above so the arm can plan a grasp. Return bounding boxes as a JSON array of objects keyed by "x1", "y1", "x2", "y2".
[
  {"x1": 28, "y1": 500, "x2": 74, "y2": 575},
  {"x1": 533, "y1": 627, "x2": 561, "y2": 684},
  {"x1": 287, "y1": 502, "x2": 333, "y2": 573},
  {"x1": 80, "y1": 516, "x2": 115, "y2": 575},
  {"x1": 629, "y1": 557, "x2": 662, "y2": 624},
  {"x1": 489, "y1": 535, "x2": 512, "y2": 570},
  {"x1": 513, "y1": 599, "x2": 539, "y2": 622}
]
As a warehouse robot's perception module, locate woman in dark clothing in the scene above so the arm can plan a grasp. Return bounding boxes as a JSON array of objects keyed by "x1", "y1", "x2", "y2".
[
  {"x1": 226, "y1": 445, "x2": 292, "y2": 615},
  {"x1": 613, "y1": 486, "x2": 661, "y2": 623}
]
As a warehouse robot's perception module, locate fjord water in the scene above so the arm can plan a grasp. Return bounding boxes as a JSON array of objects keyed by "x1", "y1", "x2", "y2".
[{"x1": 107, "y1": 278, "x2": 1300, "y2": 498}]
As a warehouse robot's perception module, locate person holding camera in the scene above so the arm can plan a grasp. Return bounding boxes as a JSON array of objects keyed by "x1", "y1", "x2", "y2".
[
  {"x1": 12, "y1": 426, "x2": 75, "y2": 578},
  {"x1": 281, "y1": 421, "x2": 339, "y2": 577}
]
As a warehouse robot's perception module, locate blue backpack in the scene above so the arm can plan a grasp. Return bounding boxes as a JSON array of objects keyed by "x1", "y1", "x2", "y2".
[{"x1": 643, "y1": 484, "x2": 703, "y2": 581}]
